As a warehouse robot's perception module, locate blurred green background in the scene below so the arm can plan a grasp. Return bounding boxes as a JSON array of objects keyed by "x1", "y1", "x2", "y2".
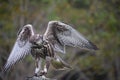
[{"x1": 0, "y1": 0, "x2": 120, "y2": 80}]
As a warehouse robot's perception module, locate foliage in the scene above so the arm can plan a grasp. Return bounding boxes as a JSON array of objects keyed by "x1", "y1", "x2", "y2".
[{"x1": 0, "y1": 0, "x2": 120, "y2": 80}]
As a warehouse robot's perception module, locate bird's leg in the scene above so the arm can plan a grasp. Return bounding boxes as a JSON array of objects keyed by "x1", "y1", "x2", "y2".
[
  {"x1": 40, "y1": 56, "x2": 51, "y2": 76},
  {"x1": 34, "y1": 58, "x2": 41, "y2": 76},
  {"x1": 26, "y1": 58, "x2": 41, "y2": 79}
]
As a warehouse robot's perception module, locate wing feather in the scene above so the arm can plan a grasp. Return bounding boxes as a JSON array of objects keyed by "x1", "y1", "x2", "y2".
[
  {"x1": 3, "y1": 24, "x2": 34, "y2": 72},
  {"x1": 43, "y1": 21, "x2": 98, "y2": 54}
]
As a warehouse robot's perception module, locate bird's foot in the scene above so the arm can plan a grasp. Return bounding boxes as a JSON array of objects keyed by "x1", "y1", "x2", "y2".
[
  {"x1": 25, "y1": 73, "x2": 39, "y2": 80},
  {"x1": 25, "y1": 71, "x2": 47, "y2": 80},
  {"x1": 39, "y1": 70, "x2": 47, "y2": 76}
]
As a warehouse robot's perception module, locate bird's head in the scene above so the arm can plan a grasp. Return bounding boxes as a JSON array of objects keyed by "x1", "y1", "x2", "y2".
[{"x1": 30, "y1": 34, "x2": 43, "y2": 48}]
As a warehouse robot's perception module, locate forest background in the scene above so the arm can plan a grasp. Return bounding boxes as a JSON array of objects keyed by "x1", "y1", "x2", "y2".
[{"x1": 0, "y1": 0, "x2": 120, "y2": 80}]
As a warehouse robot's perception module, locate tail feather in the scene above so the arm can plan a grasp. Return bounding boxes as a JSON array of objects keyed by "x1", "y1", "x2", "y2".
[{"x1": 51, "y1": 55, "x2": 71, "y2": 70}]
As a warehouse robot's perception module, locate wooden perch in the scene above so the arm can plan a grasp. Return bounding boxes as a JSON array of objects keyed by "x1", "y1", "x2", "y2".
[{"x1": 25, "y1": 76, "x2": 56, "y2": 80}]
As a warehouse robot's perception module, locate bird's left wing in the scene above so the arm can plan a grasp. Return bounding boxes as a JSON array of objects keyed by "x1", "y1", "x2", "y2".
[{"x1": 3, "y1": 24, "x2": 34, "y2": 72}]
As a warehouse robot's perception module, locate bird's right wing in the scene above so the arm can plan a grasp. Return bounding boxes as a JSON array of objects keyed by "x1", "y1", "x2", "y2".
[
  {"x1": 43, "y1": 21, "x2": 98, "y2": 54},
  {"x1": 3, "y1": 24, "x2": 34, "y2": 72}
]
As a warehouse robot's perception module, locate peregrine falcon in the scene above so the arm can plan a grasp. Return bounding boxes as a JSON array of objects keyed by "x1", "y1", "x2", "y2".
[{"x1": 2, "y1": 21, "x2": 98, "y2": 77}]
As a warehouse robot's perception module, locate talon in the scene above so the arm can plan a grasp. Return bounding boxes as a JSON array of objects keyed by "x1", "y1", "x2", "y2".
[{"x1": 39, "y1": 71, "x2": 47, "y2": 76}]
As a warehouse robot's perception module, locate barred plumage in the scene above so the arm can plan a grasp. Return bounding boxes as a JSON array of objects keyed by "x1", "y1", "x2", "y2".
[{"x1": 31, "y1": 37, "x2": 54, "y2": 59}]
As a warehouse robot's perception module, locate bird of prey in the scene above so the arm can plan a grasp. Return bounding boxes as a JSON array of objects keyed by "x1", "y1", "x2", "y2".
[{"x1": 2, "y1": 21, "x2": 98, "y2": 77}]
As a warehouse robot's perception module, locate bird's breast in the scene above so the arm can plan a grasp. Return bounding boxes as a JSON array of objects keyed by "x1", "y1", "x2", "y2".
[
  {"x1": 31, "y1": 47, "x2": 47, "y2": 59},
  {"x1": 31, "y1": 43, "x2": 54, "y2": 59}
]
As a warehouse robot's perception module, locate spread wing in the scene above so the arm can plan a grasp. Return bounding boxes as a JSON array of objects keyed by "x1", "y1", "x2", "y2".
[
  {"x1": 43, "y1": 21, "x2": 98, "y2": 54},
  {"x1": 3, "y1": 24, "x2": 34, "y2": 72}
]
